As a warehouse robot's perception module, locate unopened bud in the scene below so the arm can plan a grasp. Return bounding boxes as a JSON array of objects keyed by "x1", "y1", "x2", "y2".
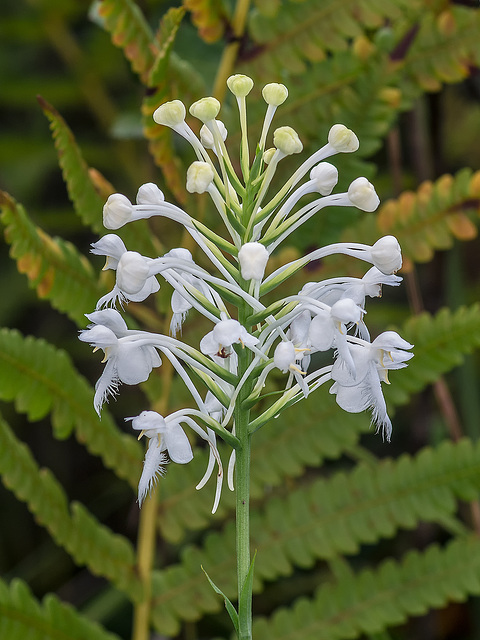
[
  {"x1": 103, "y1": 194, "x2": 132, "y2": 230},
  {"x1": 330, "y1": 299, "x2": 362, "y2": 324},
  {"x1": 189, "y1": 97, "x2": 221, "y2": 123},
  {"x1": 263, "y1": 148, "x2": 276, "y2": 164},
  {"x1": 227, "y1": 74, "x2": 254, "y2": 98},
  {"x1": 153, "y1": 100, "x2": 186, "y2": 127},
  {"x1": 328, "y1": 124, "x2": 359, "y2": 153},
  {"x1": 117, "y1": 251, "x2": 150, "y2": 294},
  {"x1": 310, "y1": 162, "x2": 338, "y2": 195},
  {"x1": 273, "y1": 126, "x2": 303, "y2": 155},
  {"x1": 371, "y1": 236, "x2": 402, "y2": 274},
  {"x1": 348, "y1": 177, "x2": 380, "y2": 212},
  {"x1": 186, "y1": 161, "x2": 215, "y2": 194},
  {"x1": 238, "y1": 242, "x2": 269, "y2": 280},
  {"x1": 136, "y1": 183, "x2": 165, "y2": 205},
  {"x1": 200, "y1": 121, "x2": 227, "y2": 149},
  {"x1": 262, "y1": 83, "x2": 288, "y2": 106}
]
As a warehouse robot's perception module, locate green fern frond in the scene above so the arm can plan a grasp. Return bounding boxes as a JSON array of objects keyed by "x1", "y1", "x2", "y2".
[
  {"x1": 0, "y1": 414, "x2": 142, "y2": 601},
  {"x1": 97, "y1": 0, "x2": 157, "y2": 83},
  {"x1": 38, "y1": 97, "x2": 157, "y2": 256},
  {"x1": 387, "y1": 304, "x2": 480, "y2": 406},
  {"x1": 252, "y1": 534, "x2": 480, "y2": 639},
  {"x1": 247, "y1": 0, "x2": 421, "y2": 75},
  {"x1": 183, "y1": 0, "x2": 226, "y2": 43},
  {"x1": 0, "y1": 327, "x2": 141, "y2": 485},
  {"x1": 150, "y1": 438, "x2": 480, "y2": 634},
  {"x1": 142, "y1": 8, "x2": 188, "y2": 203},
  {"x1": 400, "y1": 7, "x2": 480, "y2": 93},
  {"x1": 0, "y1": 191, "x2": 100, "y2": 325},
  {"x1": 0, "y1": 577, "x2": 121, "y2": 640},
  {"x1": 157, "y1": 393, "x2": 370, "y2": 543},
  {"x1": 37, "y1": 96, "x2": 105, "y2": 234}
]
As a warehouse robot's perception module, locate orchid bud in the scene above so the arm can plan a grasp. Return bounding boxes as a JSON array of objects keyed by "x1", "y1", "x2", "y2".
[
  {"x1": 263, "y1": 148, "x2": 276, "y2": 164},
  {"x1": 186, "y1": 161, "x2": 214, "y2": 194},
  {"x1": 371, "y1": 236, "x2": 402, "y2": 274},
  {"x1": 262, "y1": 83, "x2": 288, "y2": 106},
  {"x1": 238, "y1": 242, "x2": 269, "y2": 281},
  {"x1": 189, "y1": 97, "x2": 221, "y2": 123},
  {"x1": 103, "y1": 194, "x2": 133, "y2": 230},
  {"x1": 273, "y1": 126, "x2": 303, "y2": 155},
  {"x1": 153, "y1": 100, "x2": 186, "y2": 127},
  {"x1": 200, "y1": 121, "x2": 227, "y2": 149},
  {"x1": 348, "y1": 177, "x2": 380, "y2": 212},
  {"x1": 274, "y1": 341, "x2": 296, "y2": 373},
  {"x1": 328, "y1": 124, "x2": 359, "y2": 152},
  {"x1": 212, "y1": 319, "x2": 242, "y2": 347},
  {"x1": 117, "y1": 251, "x2": 150, "y2": 294},
  {"x1": 136, "y1": 183, "x2": 165, "y2": 205},
  {"x1": 310, "y1": 162, "x2": 339, "y2": 195},
  {"x1": 166, "y1": 247, "x2": 193, "y2": 262},
  {"x1": 227, "y1": 74, "x2": 254, "y2": 98}
]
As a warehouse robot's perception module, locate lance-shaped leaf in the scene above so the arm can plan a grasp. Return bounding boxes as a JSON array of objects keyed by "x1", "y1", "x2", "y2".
[
  {"x1": 0, "y1": 415, "x2": 142, "y2": 601},
  {"x1": 0, "y1": 191, "x2": 100, "y2": 326},
  {"x1": 0, "y1": 327, "x2": 141, "y2": 486},
  {"x1": 0, "y1": 577, "x2": 121, "y2": 640}
]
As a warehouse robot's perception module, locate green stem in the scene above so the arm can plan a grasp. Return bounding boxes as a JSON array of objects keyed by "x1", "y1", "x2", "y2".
[{"x1": 235, "y1": 302, "x2": 253, "y2": 640}]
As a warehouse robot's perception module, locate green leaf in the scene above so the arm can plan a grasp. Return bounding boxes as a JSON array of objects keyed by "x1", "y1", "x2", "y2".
[
  {"x1": 0, "y1": 414, "x2": 142, "y2": 601},
  {"x1": 0, "y1": 191, "x2": 100, "y2": 326},
  {"x1": 239, "y1": 552, "x2": 256, "y2": 639},
  {"x1": 0, "y1": 577, "x2": 121, "y2": 640},
  {"x1": 0, "y1": 327, "x2": 141, "y2": 486},
  {"x1": 202, "y1": 566, "x2": 239, "y2": 635}
]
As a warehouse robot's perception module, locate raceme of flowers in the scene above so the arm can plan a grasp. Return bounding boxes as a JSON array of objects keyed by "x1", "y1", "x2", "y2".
[{"x1": 80, "y1": 74, "x2": 413, "y2": 511}]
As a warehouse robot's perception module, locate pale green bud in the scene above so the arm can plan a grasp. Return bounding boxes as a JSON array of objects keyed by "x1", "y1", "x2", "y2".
[
  {"x1": 262, "y1": 83, "x2": 288, "y2": 106},
  {"x1": 153, "y1": 100, "x2": 186, "y2": 127},
  {"x1": 189, "y1": 97, "x2": 221, "y2": 123},
  {"x1": 186, "y1": 161, "x2": 215, "y2": 193},
  {"x1": 348, "y1": 177, "x2": 380, "y2": 212},
  {"x1": 263, "y1": 148, "x2": 276, "y2": 164},
  {"x1": 273, "y1": 126, "x2": 303, "y2": 155},
  {"x1": 327, "y1": 124, "x2": 359, "y2": 152},
  {"x1": 227, "y1": 74, "x2": 254, "y2": 98}
]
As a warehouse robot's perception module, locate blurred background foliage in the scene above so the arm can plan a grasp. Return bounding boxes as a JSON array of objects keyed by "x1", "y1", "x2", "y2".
[{"x1": 1, "y1": 0, "x2": 480, "y2": 639}]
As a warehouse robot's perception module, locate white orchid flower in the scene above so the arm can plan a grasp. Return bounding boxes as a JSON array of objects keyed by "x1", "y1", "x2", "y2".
[{"x1": 200, "y1": 319, "x2": 259, "y2": 359}]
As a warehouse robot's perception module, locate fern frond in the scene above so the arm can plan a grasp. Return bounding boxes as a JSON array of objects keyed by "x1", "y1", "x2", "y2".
[
  {"x1": 97, "y1": 0, "x2": 157, "y2": 83},
  {"x1": 0, "y1": 414, "x2": 142, "y2": 601},
  {"x1": 0, "y1": 327, "x2": 141, "y2": 486},
  {"x1": 184, "y1": 0, "x2": 226, "y2": 43},
  {"x1": 157, "y1": 393, "x2": 370, "y2": 543},
  {"x1": 150, "y1": 438, "x2": 480, "y2": 633},
  {"x1": 37, "y1": 96, "x2": 105, "y2": 233},
  {"x1": 400, "y1": 6, "x2": 480, "y2": 93},
  {"x1": 142, "y1": 8, "x2": 188, "y2": 203},
  {"x1": 247, "y1": 0, "x2": 420, "y2": 75},
  {"x1": 252, "y1": 535, "x2": 480, "y2": 639},
  {"x1": 0, "y1": 191, "x2": 100, "y2": 325},
  {"x1": 378, "y1": 169, "x2": 480, "y2": 267},
  {"x1": 386, "y1": 304, "x2": 480, "y2": 406},
  {"x1": 0, "y1": 577, "x2": 121, "y2": 640}
]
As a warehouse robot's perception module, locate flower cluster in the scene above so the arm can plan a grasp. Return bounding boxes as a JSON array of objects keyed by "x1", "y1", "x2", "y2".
[{"x1": 81, "y1": 75, "x2": 413, "y2": 510}]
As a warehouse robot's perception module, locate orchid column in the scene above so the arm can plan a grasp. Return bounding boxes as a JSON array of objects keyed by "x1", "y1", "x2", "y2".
[{"x1": 80, "y1": 74, "x2": 413, "y2": 640}]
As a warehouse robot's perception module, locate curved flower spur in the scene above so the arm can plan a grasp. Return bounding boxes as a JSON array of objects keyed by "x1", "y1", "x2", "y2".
[{"x1": 81, "y1": 73, "x2": 412, "y2": 514}]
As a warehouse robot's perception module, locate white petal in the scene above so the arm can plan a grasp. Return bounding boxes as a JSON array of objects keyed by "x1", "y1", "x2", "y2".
[
  {"x1": 308, "y1": 312, "x2": 335, "y2": 351},
  {"x1": 138, "y1": 439, "x2": 168, "y2": 506},
  {"x1": 164, "y1": 423, "x2": 194, "y2": 464},
  {"x1": 116, "y1": 344, "x2": 154, "y2": 384}
]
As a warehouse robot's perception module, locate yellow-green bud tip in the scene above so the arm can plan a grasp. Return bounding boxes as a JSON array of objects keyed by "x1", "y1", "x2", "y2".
[
  {"x1": 186, "y1": 161, "x2": 215, "y2": 194},
  {"x1": 262, "y1": 83, "x2": 288, "y2": 106},
  {"x1": 273, "y1": 126, "x2": 303, "y2": 155},
  {"x1": 328, "y1": 124, "x2": 359, "y2": 153},
  {"x1": 227, "y1": 74, "x2": 254, "y2": 98},
  {"x1": 153, "y1": 100, "x2": 186, "y2": 127},
  {"x1": 189, "y1": 97, "x2": 221, "y2": 123}
]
